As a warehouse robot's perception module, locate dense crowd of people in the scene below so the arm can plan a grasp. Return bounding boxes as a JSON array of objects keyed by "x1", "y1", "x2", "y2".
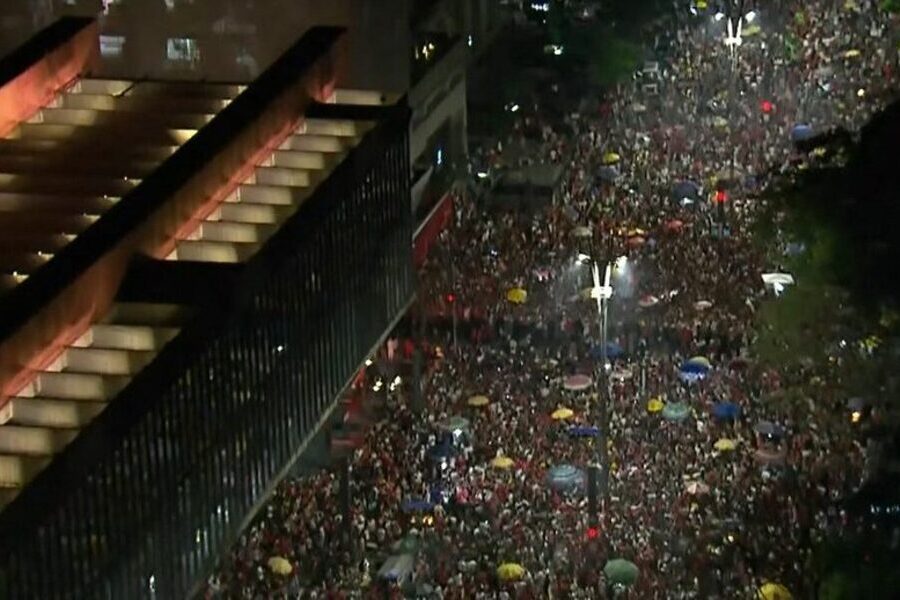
[{"x1": 206, "y1": 1, "x2": 898, "y2": 598}]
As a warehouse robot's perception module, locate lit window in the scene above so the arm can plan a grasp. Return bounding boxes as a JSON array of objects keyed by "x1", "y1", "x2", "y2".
[
  {"x1": 167, "y1": 38, "x2": 200, "y2": 64},
  {"x1": 99, "y1": 35, "x2": 125, "y2": 58}
]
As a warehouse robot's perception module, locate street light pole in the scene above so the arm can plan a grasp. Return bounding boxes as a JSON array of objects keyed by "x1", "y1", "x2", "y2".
[{"x1": 591, "y1": 262, "x2": 613, "y2": 507}]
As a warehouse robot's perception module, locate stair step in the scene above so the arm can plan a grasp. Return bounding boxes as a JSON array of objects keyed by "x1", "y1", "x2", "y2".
[
  {"x1": 18, "y1": 372, "x2": 130, "y2": 401},
  {"x1": 6, "y1": 398, "x2": 105, "y2": 428},
  {"x1": 218, "y1": 202, "x2": 292, "y2": 224},
  {"x1": 195, "y1": 221, "x2": 273, "y2": 244},
  {"x1": 254, "y1": 166, "x2": 313, "y2": 188},
  {"x1": 47, "y1": 347, "x2": 155, "y2": 375},
  {"x1": 0, "y1": 454, "x2": 51, "y2": 486},
  {"x1": 172, "y1": 240, "x2": 256, "y2": 263},
  {"x1": 271, "y1": 150, "x2": 333, "y2": 170},
  {"x1": 31, "y1": 107, "x2": 212, "y2": 129},
  {"x1": 0, "y1": 252, "x2": 50, "y2": 273},
  {"x1": 0, "y1": 426, "x2": 77, "y2": 455},
  {"x1": 304, "y1": 118, "x2": 365, "y2": 137},
  {"x1": 226, "y1": 184, "x2": 299, "y2": 206},
  {"x1": 74, "y1": 324, "x2": 179, "y2": 351},
  {"x1": 102, "y1": 303, "x2": 187, "y2": 326},
  {"x1": 281, "y1": 134, "x2": 348, "y2": 152}
]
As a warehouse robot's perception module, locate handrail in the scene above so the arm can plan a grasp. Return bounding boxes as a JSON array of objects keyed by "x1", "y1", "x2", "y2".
[
  {"x1": 0, "y1": 26, "x2": 345, "y2": 409},
  {"x1": 0, "y1": 17, "x2": 98, "y2": 136}
]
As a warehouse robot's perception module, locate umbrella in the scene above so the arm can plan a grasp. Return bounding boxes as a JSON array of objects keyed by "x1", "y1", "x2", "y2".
[
  {"x1": 743, "y1": 23, "x2": 762, "y2": 37},
  {"x1": 686, "y1": 356, "x2": 712, "y2": 369},
  {"x1": 572, "y1": 225, "x2": 593, "y2": 238},
  {"x1": 758, "y1": 582, "x2": 792, "y2": 600},
  {"x1": 602, "y1": 151, "x2": 621, "y2": 165},
  {"x1": 546, "y1": 464, "x2": 586, "y2": 491},
  {"x1": 714, "y1": 438, "x2": 738, "y2": 451},
  {"x1": 598, "y1": 165, "x2": 620, "y2": 182},
  {"x1": 842, "y1": 48, "x2": 861, "y2": 58},
  {"x1": 638, "y1": 295, "x2": 660, "y2": 308},
  {"x1": 506, "y1": 287, "x2": 527, "y2": 304},
  {"x1": 712, "y1": 402, "x2": 741, "y2": 420},
  {"x1": 438, "y1": 415, "x2": 470, "y2": 433},
  {"x1": 497, "y1": 563, "x2": 525, "y2": 582},
  {"x1": 551, "y1": 407, "x2": 575, "y2": 421},
  {"x1": 665, "y1": 219, "x2": 684, "y2": 232},
  {"x1": 647, "y1": 398, "x2": 665, "y2": 413},
  {"x1": 662, "y1": 402, "x2": 690, "y2": 421},
  {"x1": 790, "y1": 124, "x2": 814, "y2": 142},
  {"x1": 694, "y1": 300, "x2": 713, "y2": 311},
  {"x1": 491, "y1": 456, "x2": 515, "y2": 470},
  {"x1": 267, "y1": 556, "x2": 293, "y2": 576},
  {"x1": 429, "y1": 440, "x2": 454, "y2": 460},
  {"x1": 685, "y1": 481, "x2": 710, "y2": 495},
  {"x1": 590, "y1": 341, "x2": 624, "y2": 359},
  {"x1": 401, "y1": 499, "x2": 434, "y2": 513},
  {"x1": 563, "y1": 374, "x2": 593, "y2": 391},
  {"x1": 712, "y1": 116, "x2": 729, "y2": 129},
  {"x1": 627, "y1": 235, "x2": 646, "y2": 248},
  {"x1": 603, "y1": 558, "x2": 639, "y2": 586},
  {"x1": 611, "y1": 368, "x2": 632, "y2": 381},
  {"x1": 626, "y1": 228, "x2": 646, "y2": 237},
  {"x1": 671, "y1": 180, "x2": 701, "y2": 202},
  {"x1": 467, "y1": 395, "x2": 490, "y2": 407},
  {"x1": 761, "y1": 273, "x2": 795, "y2": 287},
  {"x1": 755, "y1": 421, "x2": 785, "y2": 438},
  {"x1": 567, "y1": 425, "x2": 600, "y2": 438}
]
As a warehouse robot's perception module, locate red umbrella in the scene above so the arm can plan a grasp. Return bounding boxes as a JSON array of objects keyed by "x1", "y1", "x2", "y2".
[{"x1": 665, "y1": 219, "x2": 684, "y2": 232}]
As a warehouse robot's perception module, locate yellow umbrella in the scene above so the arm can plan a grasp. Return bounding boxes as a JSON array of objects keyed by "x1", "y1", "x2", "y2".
[
  {"x1": 696, "y1": 0, "x2": 708, "y2": 8},
  {"x1": 497, "y1": 562, "x2": 525, "y2": 581},
  {"x1": 602, "y1": 151, "x2": 621, "y2": 165},
  {"x1": 572, "y1": 225, "x2": 593, "y2": 238},
  {"x1": 843, "y1": 49, "x2": 861, "y2": 58},
  {"x1": 715, "y1": 438, "x2": 737, "y2": 452},
  {"x1": 467, "y1": 395, "x2": 490, "y2": 407},
  {"x1": 551, "y1": 407, "x2": 574, "y2": 421},
  {"x1": 626, "y1": 228, "x2": 646, "y2": 237},
  {"x1": 743, "y1": 23, "x2": 761, "y2": 37},
  {"x1": 491, "y1": 456, "x2": 515, "y2": 470},
  {"x1": 758, "y1": 582, "x2": 792, "y2": 600},
  {"x1": 267, "y1": 556, "x2": 293, "y2": 576},
  {"x1": 647, "y1": 398, "x2": 665, "y2": 413},
  {"x1": 506, "y1": 287, "x2": 527, "y2": 304},
  {"x1": 688, "y1": 356, "x2": 711, "y2": 369}
]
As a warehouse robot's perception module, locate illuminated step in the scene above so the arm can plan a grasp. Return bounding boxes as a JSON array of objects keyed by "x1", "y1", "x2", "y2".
[
  {"x1": 62, "y1": 93, "x2": 230, "y2": 114},
  {"x1": 0, "y1": 212, "x2": 97, "y2": 234},
  {"x1": 0, "y1": 233, "x2": 76, "y2": 253},
  {"x1": 29, "y1": 108, "x2": 213, "y2": 129},
  {"x1": 270, "y1": 150, "x2": 334, "y2": 170},
  {"x1": 281, "y1": 134, "x2": 348, "y2": 152},
  {"x1": 194, "y1": 221, "x2": 274, "y2": 244},
  {"x1": 225, "y1": 184, "x2": 299, "y2": 206},
  {"x1": 171, "y1": 240, "x2": 257, "y2": 263},
  {"x1": 47, "y1": 347, "x2": 156, "y2": 376},
  {"x1": 0, "y1": 252, "x2": 50, "y2": 273},
  {"x1": 127, "y1": 81, "x2": 245, "y2": 100},
  {"x1": 0, "y1": 426, "x2": 77, "y2": 455},
  {"x1": 304, "y1": 119, "x2": 367, "y2": 137},
  {"x1": 254, "y1": 166, "x2": 313, "y2": 187},
  {"x1": 12, "y1": 123, "x2": 199, "y2": 146},
  {"x1": 0, "y1": 272, "x2": 29, "y2": 291},
  {"x1": 332, "y1": 88, "x2": 392, "y2": 105},
  {"x1": 5, "y1": 397, "x2": 105, "y2": 429},
  {"x1": 17, "y1": 372, "x2": 130, "y2": 401},
  {"x1": 73, "y1": 324, "x2": 179, "y2": 351},
  {"x1": 0, "y1": 193, "x2": 117, "y2": 213},
  {"x1": 216, "y1": 201, "x2": 293, "y2": 224},
  {"x1": 0, "y1": 454, "x2": 51, "y2": 486},
  {"x1": 72, "y1": 78, "x2": 133, "y2": 96}
]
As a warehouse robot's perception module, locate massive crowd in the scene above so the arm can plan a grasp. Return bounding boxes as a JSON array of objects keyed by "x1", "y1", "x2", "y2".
[{"x1": 206, "y1": 1, "x2": 898, "y2": 598}]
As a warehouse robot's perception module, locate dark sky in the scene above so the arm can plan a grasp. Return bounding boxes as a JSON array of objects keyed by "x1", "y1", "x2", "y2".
[{"x1": 0, "y1": 0, "x2": 412, "y2": 90}]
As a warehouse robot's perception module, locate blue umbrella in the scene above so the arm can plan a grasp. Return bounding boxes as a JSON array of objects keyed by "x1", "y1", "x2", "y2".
[
  {"x1": 712, "y1": 402, "x2": 742, "y2": 421},
  {"x1": 791, "y1": 124, "x2": 815, "y2": 142},
  {"x1": 680, "y1": 361, "x2": 710, "y2": 374},
  {"x1": 428, "y1": 440, "x2": 454, "y2": 461},
  {"x1": 401, "y1": 499, "x2": 434, "y2": 513},
  {"x1": 598, "y1": 165, "x2": 620, "y2": 183},
  {"x1": 546, "y1": 464, "x2": 586, "y2": 492},
  {"x1": 672, "y1": 180, "x2": 701, "y2": 202},
  {"x1": 591, "y1": 342, "x2": 625, "y2": 360},
  {"x1": 567, "y1": 425, "x2": 600, "y2": 438}
]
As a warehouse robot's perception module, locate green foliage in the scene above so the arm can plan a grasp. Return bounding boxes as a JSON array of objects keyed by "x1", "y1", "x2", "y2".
[
  {"x1": 880, "y1": 0, "x2": 900, "y2": 14},
  {"x1": 560, "y1": 25, "x2": 642, "y2": 88}
]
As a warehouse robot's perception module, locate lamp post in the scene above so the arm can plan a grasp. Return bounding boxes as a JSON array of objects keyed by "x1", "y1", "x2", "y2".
[{"x1": 591, "y1": 262, "x2": 613, "y2": 507}]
